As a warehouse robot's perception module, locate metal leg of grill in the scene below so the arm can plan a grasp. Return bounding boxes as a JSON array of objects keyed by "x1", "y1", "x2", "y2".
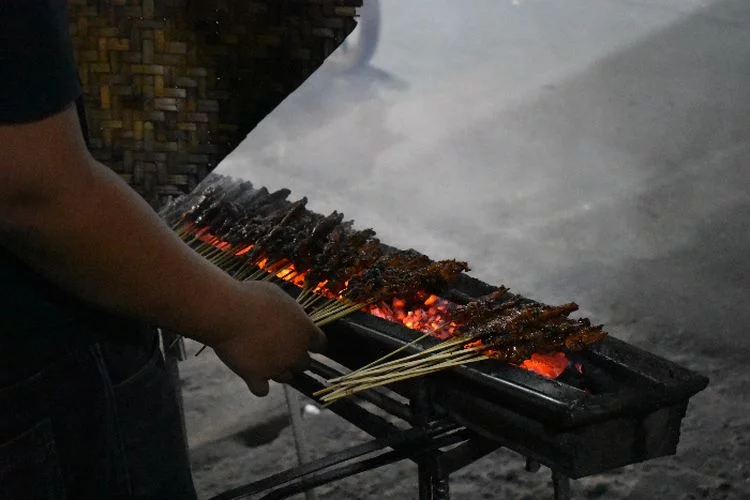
[
  {"x1": 413, "y1": 382, "x2": 451, "y2": 500},
  {"x1": 283, "y1": 386, "x2": 317, "y2": 500},
  {"x1": 418, "y1": 454, "x2": 450, "y2": 500},
  {"x1": 552, "y1": 470, "x2": 571, "y2": 500}
]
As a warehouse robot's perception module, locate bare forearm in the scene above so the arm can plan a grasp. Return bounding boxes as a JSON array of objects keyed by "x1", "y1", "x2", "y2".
[
  {"x1": 1, "y1": 105, "x2": 324, "y2": 394},
  {"x1": 2, "y1": 158, "x2": 243, "y2": 345}
]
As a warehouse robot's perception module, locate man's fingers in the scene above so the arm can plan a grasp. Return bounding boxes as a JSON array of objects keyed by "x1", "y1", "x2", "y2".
[
  {"x1": 309, "y1": 325, "x2": 327, "y2": 353},
  {"x1": 246, "y1": 378, "x2": 270, "y2": 397}
]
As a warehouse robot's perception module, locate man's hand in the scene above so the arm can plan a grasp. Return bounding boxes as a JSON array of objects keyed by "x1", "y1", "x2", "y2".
[{"x1": 211, "y1": 281, "x2": 326, "y2": 396}]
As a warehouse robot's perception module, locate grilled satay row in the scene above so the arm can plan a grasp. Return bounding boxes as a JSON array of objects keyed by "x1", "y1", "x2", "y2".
[
  {"x1": 166, "y1": 174, "x2": 469, "y2": 305},
  {"x1": 163, "y1": 174, "x2": 606, "y2": 358},
  {"x1": 451, "y1": 291, "x2": 607, "y2": 363}
]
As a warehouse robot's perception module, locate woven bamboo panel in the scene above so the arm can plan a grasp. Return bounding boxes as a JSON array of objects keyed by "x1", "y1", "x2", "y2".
[{"x1": 67, "y1": 0, "x2": 361, "y2": 208}]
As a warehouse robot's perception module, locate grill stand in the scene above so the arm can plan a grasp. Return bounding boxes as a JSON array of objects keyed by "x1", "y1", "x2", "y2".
[
  {"x1": 283, "y1": 386, "x2": 318, "y2": 500},
  {"x1": 208, "y1": 361, "x2": 573, "y2": 500},
  {"x1": 553, "y1": 471, "x2": 572, "y2": 500},
  {"x1": 413, "y1": 381, "x2": 450, "y2": 500}
]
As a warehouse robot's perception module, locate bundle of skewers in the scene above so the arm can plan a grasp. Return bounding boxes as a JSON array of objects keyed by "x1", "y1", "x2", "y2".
[
  {"x1": 161, "y1": 174, "x2": 607, "y2": 401},
  {"x1": 315, "y1": 290, "x2": 607, "y2": 404}
]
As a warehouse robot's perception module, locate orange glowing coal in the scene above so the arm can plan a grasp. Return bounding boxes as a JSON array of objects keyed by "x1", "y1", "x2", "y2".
[
  {"x1": 365, "y1": 295, "x2": 458, "y2": 340},
  {"x1": 521, "y1": 352, "x2": 569, "y2": 379}
]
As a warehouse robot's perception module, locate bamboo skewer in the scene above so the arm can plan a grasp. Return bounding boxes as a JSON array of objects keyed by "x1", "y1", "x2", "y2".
[
  {"x1": 325, "y1": 351, "x2": 484, "y2": 394},
  {"x1": 307, "y1": 295, "x2": 346, "y2": 314},
  {"x1": 299, "y1": 283, "x2": 333, "y2": 308},
  {"x1": 213, "y1": 250, "x2": 239, "y2": 268},
  {"x1": 320, "y1": 355, "x2": 489, "y2": 405},
  {"x1": 329, "y1": 345, "x2": 482, "y2": 387},
  {"x1": 323, "y1": 349, "x2": 481, "y2": 395},
  {"x1": 309, "y1": 304, "x2": 351, "y2": 322},
  {"x1": 310, "y1": 302, "x2": 365, "y2": 324},
  {"x1": 321, "y1": 357, "x2": 487, "y2": 407},
  {"x1": 173, "y1": 222, "x2": 188, "y2": 235},
  {"x1": 331, "y1": 347, "x2": 474, "y2": 386},
  {"x1": 322, "y1": 332, "x2": 434, "y2": 385},
  {"x1": 247, "y1": 267, "x2": 270, "y2": 281},
  {"x1": 328, "y1": 335, "x2": 473, "y2": 382},
  {"x1": 315, "y1": 335, "x2": 473, "y2": 397},
  {"x1": 304, "y1": 297, "x2": 327, "y2": 313},
  {"x1": 191, "y1": 241, "x2": 212, "y2": 254},
  {"x1": 295, "y1": 286, "x2": 314, "y2": 305},
  {"x1": 308, "y1": 301, "x2": 349, "y2": 321},
  {"x1": 328, "y1": 336, "x2": 463, "y2": 384},
  {"x1": 301, "y1": 294, "x2": 327, "y2": 312},
  {"x1": 314, "y1": 306, "x2": 365, "y2": 328},
  {"x1": 231, "y1": 259, "x2": 260, "y2": 281},
  {"x1": 307, "y1": 292, "x2": 357, "y2": 316},
  {"x1": 340, "y1": 325, "x2": 449, "y2": 376}
]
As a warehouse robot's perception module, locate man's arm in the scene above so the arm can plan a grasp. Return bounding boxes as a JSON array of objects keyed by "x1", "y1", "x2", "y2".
[{"x1": 0, "y1": 103, "x2": 323, "y2": 396}]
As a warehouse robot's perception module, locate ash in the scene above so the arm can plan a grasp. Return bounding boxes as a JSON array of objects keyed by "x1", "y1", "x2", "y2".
[{"x1": 181, "y1": 0, "x2": 750, "y2": 498}]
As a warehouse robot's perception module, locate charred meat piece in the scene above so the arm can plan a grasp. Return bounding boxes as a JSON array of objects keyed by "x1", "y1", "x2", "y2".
[
  {"x1": 245, "y1": 199, "x2": 308, "y2": 264},
  {"x1": 222, "y1": 180, "x2": 255, "y2": 204},
  {"x1": 244, "y1": 187, "x2": 270, "y2": 211},
  {"x1": 384, "y1": 249, "x2": 432, "y2": 271},
  {"x1": 451, "y1": 288, "x2": 511, "y2": 327},
  {"x1": 460, "y1": 300, "x2": 607, "y2": 363},
  {"x1": 298, "y1": 212, "x2": 346, "y2": 287}
]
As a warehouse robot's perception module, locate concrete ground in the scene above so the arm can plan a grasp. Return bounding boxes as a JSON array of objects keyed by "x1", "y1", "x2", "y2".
[{"x1": 181, "y1": 0, "x2": 750, "y2": 498}]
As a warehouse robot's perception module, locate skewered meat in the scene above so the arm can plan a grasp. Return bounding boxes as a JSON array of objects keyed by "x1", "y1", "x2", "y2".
[
  {"x1": 169, "y1": 174, "x2": 607, "y2": 366},
  {"x1": 245, "y1": 198, "x2": 308, "y2": 263},
  {"x1": 457, "y1": 300, "x2": 606, "y2": 363}
]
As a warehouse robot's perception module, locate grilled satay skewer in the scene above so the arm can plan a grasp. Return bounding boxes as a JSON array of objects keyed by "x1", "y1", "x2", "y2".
[{"x1": 322, "y1": 297, "x2": 606, "y2": 398}]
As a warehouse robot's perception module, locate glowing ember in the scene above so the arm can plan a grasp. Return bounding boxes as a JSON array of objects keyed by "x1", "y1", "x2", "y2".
[
  {"x1": 521, "y1": 352, "x2": 569, "y2": 379},
  {"x1": 365, "y1": 294, "x2": 458, "y2": 339},
  {"x1": 235, "y1": 244, "x2": 254, "y2": 256}
]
